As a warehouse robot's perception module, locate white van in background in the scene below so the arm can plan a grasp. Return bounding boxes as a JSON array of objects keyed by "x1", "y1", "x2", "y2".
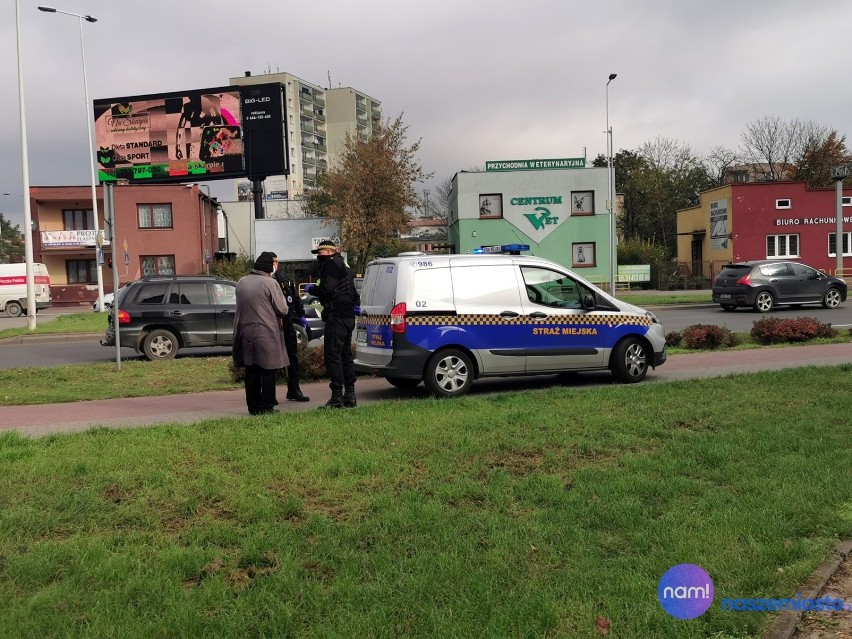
[
  {"x1": 0, "y1": 263, "x2": 52, "y2": 317},
  {"x1": 354, "y1": 253, "x2": 667, "y2": 397}
]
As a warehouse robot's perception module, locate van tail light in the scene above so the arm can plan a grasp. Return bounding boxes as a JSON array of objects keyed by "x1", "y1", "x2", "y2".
[
  {"x1": 117, "y1": 309, "x2": 131, "y2": 325},
  {"x1": 735, "y1": 274, "x2": 752, "y2": 286},
  {"x1": 390, "y1": 302, "x2": 407, "y2": 333}
]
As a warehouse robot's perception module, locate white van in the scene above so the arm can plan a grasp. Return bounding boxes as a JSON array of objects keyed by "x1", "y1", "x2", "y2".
[
  {"x1": 354, "y1": 254, "x2": 667, "y2": 397},
  {"x1": 0, "y1": 263, "x2": 52, "y2": 317}
]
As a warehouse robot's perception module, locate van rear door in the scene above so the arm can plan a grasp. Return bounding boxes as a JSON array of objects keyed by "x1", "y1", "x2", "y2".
[{"x1": 354, "y1": 260, "x2": 399, "y2": 367}]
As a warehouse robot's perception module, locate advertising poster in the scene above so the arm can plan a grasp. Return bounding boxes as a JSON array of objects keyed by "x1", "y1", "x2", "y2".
[
  {"x1": 710, "y1": 199, "x2": 729, "y2": 250},
  {"x1": 94, "y1": 86, "x2": 244, "y2": 183}
]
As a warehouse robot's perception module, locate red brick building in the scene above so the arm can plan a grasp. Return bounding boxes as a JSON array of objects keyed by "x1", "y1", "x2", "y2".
[
  {"x1": 677, "y1": 182, "x2": 852, "y2": 279},
  {"x1": 30, "y1": 183, "x2": 219, "y2": 307}
]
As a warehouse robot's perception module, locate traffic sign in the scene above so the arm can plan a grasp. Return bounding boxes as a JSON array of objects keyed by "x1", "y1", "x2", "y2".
[{"x1": 830, "y1": 163, "x2": 852, "y2": 179}]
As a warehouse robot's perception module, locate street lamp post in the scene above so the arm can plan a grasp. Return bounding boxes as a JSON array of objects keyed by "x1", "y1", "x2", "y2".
[
  {"x1": 38, "y1": 6, "x2": 105, "y2": 312},
  {"x1": 606, "y1": 73, "x2": 618, "y2": 296},
  {"x1": 15, "y1": 0, "x2": 37, "y2": 330}
]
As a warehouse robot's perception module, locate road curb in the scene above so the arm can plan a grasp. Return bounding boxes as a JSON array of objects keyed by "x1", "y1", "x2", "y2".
[
  {"x1": 0, "y1": 332, "x2": 103, "y2": 345},
  {"x1": 762, "y1": 540, "x2": 852, "y2": 639}
]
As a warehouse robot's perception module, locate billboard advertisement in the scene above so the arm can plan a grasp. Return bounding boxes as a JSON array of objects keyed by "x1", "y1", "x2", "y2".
[{"x1": 93, "y1": 83, "x2": 288, "y2": 184}]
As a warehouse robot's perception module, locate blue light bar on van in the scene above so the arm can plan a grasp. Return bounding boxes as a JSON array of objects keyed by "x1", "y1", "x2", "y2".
[{"x1": 501, "y1": 244, "x2": 530, "y2": 252}]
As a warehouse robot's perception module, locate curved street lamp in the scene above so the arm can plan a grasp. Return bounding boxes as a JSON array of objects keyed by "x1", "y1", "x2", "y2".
[
  {"x1": 606, "y1": 73, "x2": 617, "y2": 296},
  {"x1": 38, "y1": 6, "x2": 105, "y2": 312}
]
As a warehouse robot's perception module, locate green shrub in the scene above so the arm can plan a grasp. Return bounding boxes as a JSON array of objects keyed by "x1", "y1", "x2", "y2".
[
  {"x1": 210, "y1": 253, "x2": 253, "y2": 281},
  {"x1": 750, "y1": 317, "x2": 836, "y2": 345}
]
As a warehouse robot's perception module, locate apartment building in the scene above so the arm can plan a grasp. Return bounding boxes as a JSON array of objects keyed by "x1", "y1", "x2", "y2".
[{"x1": 229, "y1": 71, "x2": 381, "y2": 200}]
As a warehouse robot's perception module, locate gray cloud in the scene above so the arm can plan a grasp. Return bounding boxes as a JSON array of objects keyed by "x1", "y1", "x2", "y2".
[{"x1": 2, "y1": 0, "x2": 850, "y2": 228}]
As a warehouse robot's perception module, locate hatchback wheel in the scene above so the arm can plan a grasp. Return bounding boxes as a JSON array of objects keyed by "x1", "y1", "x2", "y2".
[
  {"x1": 424, "y1": 348, "x2": 473, "y2": 397},
  {"x1": 610, "y1": 337, "x2": 648, "y2": 383},
  {"x1": 753, "y1": 291, "x2": 774, "y2": 313},
  {"x1": 143, "y1": 329, "x2": 178, "y2": 360},
  {"x1": 822, "y1": 287, "x2": 842, "y2": 309}
]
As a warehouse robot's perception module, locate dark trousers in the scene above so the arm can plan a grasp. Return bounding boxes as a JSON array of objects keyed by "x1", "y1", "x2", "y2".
[
  {"x1": 323, "y1": 315, "x2": 355, "y2": 390},
  {"x1": 282, "y1": 319, "x2": 301, "y2": 383},
  {"x1": 244, "y1": 364, "x2": 278, "y2": 414}
]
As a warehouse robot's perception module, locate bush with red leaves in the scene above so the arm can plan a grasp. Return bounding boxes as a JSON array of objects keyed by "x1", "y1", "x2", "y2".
[
  {"x1": 750, "y1": 316, "x2": 836, "y2": 345},
  {"x1": 681, "y1": 324, "x2": 740, "y2": 350}
]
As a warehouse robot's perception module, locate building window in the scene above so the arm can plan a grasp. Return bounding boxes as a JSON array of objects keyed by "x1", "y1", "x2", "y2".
[
  {"x1": 766, "y1": 234, "x2": 799, "y2": 258},
  {"x1": 842, "y1": 196, "x2": 851, "y2": 206},
  {"x1": 63, "y1": 209, "x2": 94, "y2": 230},
  {"x1": 140, "y1": 255, "x2": 175, "y2": 276},
  {"x1": 828, "y1": 232, "x2": 852, "y2": 257},
  {"x1": 66, "y1": 259, "x2": 98, "y2": 284},
  {"x1": 775, "y1": 199, "x2": 791, "y2": 209},
  {"x1": 479, "y1": 194, "x2": 503, "y2": 219},
  {"x1": 138, "y1": 204, "x2": 173, "y2": 229},
  {"x1": 572, "y1": 242, "x2": 595, "y2": 267},
  {"x1": 571, "y1": 191, "x2": 595, "y2": 216}
]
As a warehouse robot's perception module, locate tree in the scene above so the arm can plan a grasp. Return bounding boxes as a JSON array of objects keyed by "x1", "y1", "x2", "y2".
[
  {"x1": 304, "y1": 115, "x2": 431, "y2": 271},
  {"x1": 628, "y1": 138, "x2": 712, "y2": 256},
  {"x1": 738, "y1": 116, "x2": 812, "y2": 181},
  {"x1": 791, "y1": 130, "x2": 851, "y2": 188},
  {"x1": 0, "y1": 213, "x2": 24, "y2": 263},
  {"x1": 703, "y1": 145, "x2": 740, "y2": 187}
]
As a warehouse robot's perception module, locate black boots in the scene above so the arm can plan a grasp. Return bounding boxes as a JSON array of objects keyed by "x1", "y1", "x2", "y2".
[
  {"x1": 286, "y1": 380, "x2": 310, "y2": 402},
  {"x1": 342, "y1": 384, "x2": 357, "y2": 408},
  {"x1": 321, "y1": 387, "x2": 345, "y2": 409}
]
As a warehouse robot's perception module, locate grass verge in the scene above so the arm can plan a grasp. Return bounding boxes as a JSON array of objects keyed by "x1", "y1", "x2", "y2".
[
  {"x1": 0, "y1": 365, "x2": 850, "y2": 638},
  {"x1": 0, "y1": 312, "x2": 106, "y2": 340}
]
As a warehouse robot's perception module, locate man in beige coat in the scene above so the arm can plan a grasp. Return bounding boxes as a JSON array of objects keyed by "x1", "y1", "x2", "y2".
[{"x1": 233, "y1": 252, "x2": 289, "y2": 415}]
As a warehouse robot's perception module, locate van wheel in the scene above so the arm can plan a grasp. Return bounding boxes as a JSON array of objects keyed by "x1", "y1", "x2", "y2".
[
  {"x1": 386, "y1": 376, "x2": 421, "y2": 389},
  {"x1": 143, "y1": 329, "x2": 178, "y2": 361},
  {"x1": 610, "y1": 337, "x2": 648, "y2": 384},
  {"x1": 424, "y1": 349, "x2": 473, "y2": 397},
  {"x1": 5, "y1": 301, "x2": 23, "y2": 318}
]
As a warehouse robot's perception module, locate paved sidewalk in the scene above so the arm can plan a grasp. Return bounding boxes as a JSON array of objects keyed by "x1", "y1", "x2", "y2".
[{"x1": 1, "y1": 342, "x2": 849, "y2": 438}]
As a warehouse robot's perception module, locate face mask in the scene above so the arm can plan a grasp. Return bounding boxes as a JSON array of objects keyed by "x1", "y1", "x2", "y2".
[{"x1": 317, "y1": 254, "x2": 332, "y2": 263}]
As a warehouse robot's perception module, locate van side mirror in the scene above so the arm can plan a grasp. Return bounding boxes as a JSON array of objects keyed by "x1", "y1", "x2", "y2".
[{"x1": 582, "y1": 293, "x2": 595, "y2": 310}]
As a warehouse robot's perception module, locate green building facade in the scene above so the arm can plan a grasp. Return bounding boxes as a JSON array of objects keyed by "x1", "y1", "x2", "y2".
[{"x1": 449, "y1": 163, "x2": 612, "y2": 283}]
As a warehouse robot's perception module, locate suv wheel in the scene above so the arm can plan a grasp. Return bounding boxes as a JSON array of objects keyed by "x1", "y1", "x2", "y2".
[
  {"x1": 822, "y1": 287, "x2": 842, "y2": 309},
  {"x1": 753, "y1": 291, "x2": 774, "y2": 313},
  {"x1": 424, "y1": 348, "x2": 473, "y2": 397},
  {"x1": 143, "y1": 329, "x2": 178, "y2": 360},
  {"x1": 610, "y1": 337, "x2": 648, "y2": 383}
]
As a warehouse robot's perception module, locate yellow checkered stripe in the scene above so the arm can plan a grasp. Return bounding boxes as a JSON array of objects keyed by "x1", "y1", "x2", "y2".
[{"x1": 361, "y1": 313, "x2": 652, "y2": 327}]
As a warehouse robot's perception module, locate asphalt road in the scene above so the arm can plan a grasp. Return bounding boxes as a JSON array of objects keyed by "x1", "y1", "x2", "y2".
[{"x1": 2, "y1": 302, "x2": 852, "y2": 369}]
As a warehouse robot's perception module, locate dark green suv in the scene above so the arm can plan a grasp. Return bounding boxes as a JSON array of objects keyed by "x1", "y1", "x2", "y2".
[{"x1": 100, "y1": 275, "x2": 237, "y2": 360}]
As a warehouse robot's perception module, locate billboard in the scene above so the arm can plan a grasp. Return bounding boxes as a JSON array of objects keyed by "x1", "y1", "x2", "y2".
[{"x1": 93, "y1": 83, "x2": 288, "y2": 184}]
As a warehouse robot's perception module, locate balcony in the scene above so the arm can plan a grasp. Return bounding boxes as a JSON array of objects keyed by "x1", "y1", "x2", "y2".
[
  {"x1": 371, "y1": 105, "x2": 381, "y2": 118},
  {"x1": 300, "y1": 121, "x2": 315, "y2": 134}
]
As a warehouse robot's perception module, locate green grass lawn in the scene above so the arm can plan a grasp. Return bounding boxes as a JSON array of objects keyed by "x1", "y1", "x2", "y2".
[{"x1": 1, "y1": 365, "x2": 850, "y2": 638}]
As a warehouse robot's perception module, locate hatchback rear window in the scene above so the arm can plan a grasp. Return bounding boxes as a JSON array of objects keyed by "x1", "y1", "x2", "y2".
[{"x1": 718, "y1": 265, "x2": 752, "y2": 278}]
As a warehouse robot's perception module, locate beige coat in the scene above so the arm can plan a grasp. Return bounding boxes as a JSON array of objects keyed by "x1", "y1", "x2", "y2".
[{"x1": 233, "y1": 271, "x2": 289, "y2": 370}]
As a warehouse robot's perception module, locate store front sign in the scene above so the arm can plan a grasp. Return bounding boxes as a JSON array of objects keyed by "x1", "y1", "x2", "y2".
[{"x1": 486, "y1": 158, "x2": 585, "y2": 171}]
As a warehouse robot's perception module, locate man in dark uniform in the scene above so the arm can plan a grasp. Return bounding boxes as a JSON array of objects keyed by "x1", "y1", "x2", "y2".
[
  {"x1": 272, "y1": 255, "x2": 311, "y2": 402},
  {"x1": 306, "y1": 239, "x2": 360, "y2": 408}
]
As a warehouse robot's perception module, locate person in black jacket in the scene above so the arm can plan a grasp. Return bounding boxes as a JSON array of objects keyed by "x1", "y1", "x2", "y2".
[
  {"x1": 305, "y1": 240, "x2": 361, "y2": 408},
  {"x1": 272, "y1": 255, "x2": 311, "y2": 402}
]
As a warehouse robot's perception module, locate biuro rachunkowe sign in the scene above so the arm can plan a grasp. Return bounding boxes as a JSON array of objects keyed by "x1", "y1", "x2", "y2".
[{"x1": 485, "y1": 158, "x2": 585, "y2": 171}]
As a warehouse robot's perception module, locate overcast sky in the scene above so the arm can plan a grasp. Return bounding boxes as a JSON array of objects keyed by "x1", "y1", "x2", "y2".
[{"x1": 2, "y1": 0, "x2": 850, "y2": 230}]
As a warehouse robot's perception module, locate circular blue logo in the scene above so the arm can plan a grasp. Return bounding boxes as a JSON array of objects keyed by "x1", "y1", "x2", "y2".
[{"x1": 658, "y1": 564, "x2": 714, "y2": 619}]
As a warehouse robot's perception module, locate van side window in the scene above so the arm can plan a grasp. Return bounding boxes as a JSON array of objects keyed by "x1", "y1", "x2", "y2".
[{"x1": 521, "y1": 267, "x2": 585, "y2": 309}]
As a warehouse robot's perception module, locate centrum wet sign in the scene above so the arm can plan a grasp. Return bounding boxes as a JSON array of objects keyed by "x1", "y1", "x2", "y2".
[{"x1": 485, "y1": 158, "x2": 585, "y2": 171}]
